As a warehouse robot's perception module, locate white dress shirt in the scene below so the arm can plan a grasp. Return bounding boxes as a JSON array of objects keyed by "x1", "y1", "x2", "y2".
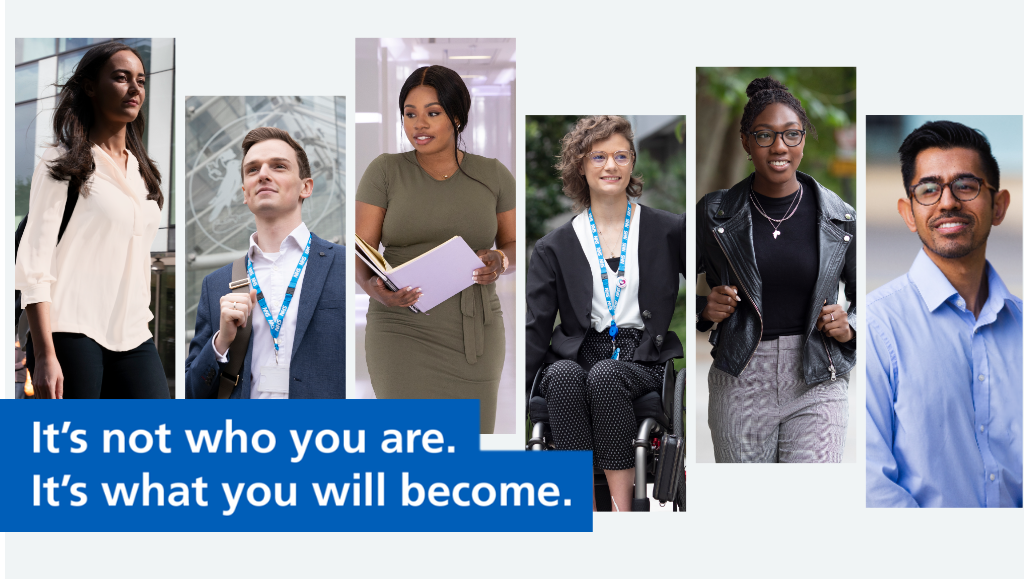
[
  {"x1": 572, "y1": 203, "x2": 643, "y2": 331},
  {"x1": 15, "y1": 145, "x2": 161, "y2": 351},
  {"x1": 213, "y1": 222, "x2": 310, "y2": 399}
]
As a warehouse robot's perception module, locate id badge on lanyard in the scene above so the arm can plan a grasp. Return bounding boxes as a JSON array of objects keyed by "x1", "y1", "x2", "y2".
[
  {"x1": 247, "y1": 236, "x2": 312, "y2": 375},
  {"x1": 587, "y1": 202, "x2": 632, "y2": 360}
]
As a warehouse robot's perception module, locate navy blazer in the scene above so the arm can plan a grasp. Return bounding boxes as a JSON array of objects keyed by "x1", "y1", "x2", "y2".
[
  {"x1": 525, "y1": 205, "x2": 685, "y2": 393},
  {"x1": 185, "y1": 233, "x2": 346, "y2": 399}
]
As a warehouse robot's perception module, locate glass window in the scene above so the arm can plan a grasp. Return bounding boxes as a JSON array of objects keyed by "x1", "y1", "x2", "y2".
[
  {"x1": 59, "y1": 38, "x2": 110, "y2": 53},
  {"x1": 15, "y1": 39, "x2": 56, "y2": 64},
  {"x1": 15, "y1": 63, "x2": 40, "y2": 103},
  {"x1": 150, "y1": 262, "x2": 175, "y2": 394},
  {"x1": 56, "y1": 48, "x2": 87, "y2": 87},
  {"x1": 14, "y1": 102, "x2": 40, "y2": 228},
  {"x1": 123, "y1": 38, "x2": 152, "y2": 75}
]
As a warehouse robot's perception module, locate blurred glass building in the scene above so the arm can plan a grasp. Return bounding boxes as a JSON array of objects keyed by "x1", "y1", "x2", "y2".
[
  {"x1": 184, "y1": 95, "x2": 346, "y2": 340},
  {"x1": 14, "y1": 38, "x2": 176, "y2": 391}
]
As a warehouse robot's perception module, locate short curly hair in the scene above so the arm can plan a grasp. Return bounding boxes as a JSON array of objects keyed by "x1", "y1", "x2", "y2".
[{"x1": 555, "y1": 115, "x2": 644, "y2": 212}]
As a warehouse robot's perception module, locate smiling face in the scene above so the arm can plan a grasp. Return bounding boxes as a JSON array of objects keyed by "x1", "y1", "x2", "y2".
[
  {"x1": 85, "y1": 50, "x2": 146, "y2": 126},
  {"x1": 241, "y1": 139, "x2": 313, "y2": 217},
  {"x1": 742, "y1": 102, "x2": 805, "y2": 195},
  {"x1": 897, "y1": 146, "x2": 1009, "y2": 261},
  {"x1": 402, "y1": 85, "x2": 458, "y2": 156},
  {"x1": 582, "y1": 133, "x2": 634, "y2": 203}
]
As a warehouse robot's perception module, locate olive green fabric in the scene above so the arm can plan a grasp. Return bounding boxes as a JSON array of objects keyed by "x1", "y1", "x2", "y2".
[{"x1": 357, "y1": 151, "x2": 515, "y2": 434}]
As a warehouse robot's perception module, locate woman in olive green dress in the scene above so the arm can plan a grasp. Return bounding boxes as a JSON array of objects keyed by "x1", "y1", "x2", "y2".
[{"x1": 355, "y1": 65, "x2": 516, "y2": 434}]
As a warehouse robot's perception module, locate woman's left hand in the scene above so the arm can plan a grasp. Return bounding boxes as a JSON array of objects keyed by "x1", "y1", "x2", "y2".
[
  {"x1": 816, "y1": 303, "x2": 854, "y2": 343},
  {"x1": 474, "y1": 249, "x2": 503, "y2": 285}
]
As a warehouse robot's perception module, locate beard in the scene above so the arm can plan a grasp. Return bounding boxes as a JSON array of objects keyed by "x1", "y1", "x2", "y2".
[{"x1": 916, "y1": 209, "x2": 990, "y2": 259}]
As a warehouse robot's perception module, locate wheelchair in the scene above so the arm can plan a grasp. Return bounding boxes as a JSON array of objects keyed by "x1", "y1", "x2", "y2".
[{"x1": 527, "y1": 359, "x2": 686, "y2": 512}]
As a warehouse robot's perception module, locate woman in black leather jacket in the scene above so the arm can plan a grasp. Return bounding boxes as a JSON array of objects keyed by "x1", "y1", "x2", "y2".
[{"x1": 696, "y1": 77, "x2": 855, "y2": 463}]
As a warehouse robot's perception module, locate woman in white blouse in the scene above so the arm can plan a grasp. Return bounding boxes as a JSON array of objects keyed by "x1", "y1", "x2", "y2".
[
  {"x1": 15, "y1": 41, "x2": 167, "y2": 399},
  {"x1": 525, "y1": 116, "x2": 685, "y2": 510}
]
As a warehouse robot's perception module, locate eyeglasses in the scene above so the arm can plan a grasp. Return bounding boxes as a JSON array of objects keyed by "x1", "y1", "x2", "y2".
[
  {"x1": 587, "y1": 150, "x2": 634, "y2": 167},
  {"x1": 747, "y1": 129, "x2": 806, "y2": 148},
  {"x1": 908, "y1": 176, "x2": 995, "y2": 206}
]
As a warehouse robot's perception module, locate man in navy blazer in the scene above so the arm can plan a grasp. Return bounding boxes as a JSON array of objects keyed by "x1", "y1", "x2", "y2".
[{"x1": 185, "y1": 127, "x2": 345, "y2": 399}]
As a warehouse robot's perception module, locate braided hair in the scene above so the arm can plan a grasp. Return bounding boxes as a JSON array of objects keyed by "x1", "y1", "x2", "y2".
[{"x1": 739, "y1": 76, "x2": 817, "y2": 140}]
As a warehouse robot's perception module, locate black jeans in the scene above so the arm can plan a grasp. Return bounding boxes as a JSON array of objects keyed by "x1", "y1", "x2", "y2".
[{"x1": 27, "y1": 333, "x2": 169, "y2": 399}]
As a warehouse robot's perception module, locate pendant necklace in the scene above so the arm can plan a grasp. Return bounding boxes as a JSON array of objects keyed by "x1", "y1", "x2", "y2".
[{"x1": 749, "y1": 182, "x2": 803, "y2": 240}]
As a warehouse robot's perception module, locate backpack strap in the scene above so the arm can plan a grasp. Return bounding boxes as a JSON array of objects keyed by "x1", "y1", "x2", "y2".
[{"x1": 217, "y1": 256, "x2": 253, "y2": 399}]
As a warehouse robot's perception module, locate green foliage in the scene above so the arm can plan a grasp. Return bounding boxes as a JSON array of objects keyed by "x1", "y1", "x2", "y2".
[
  {"x1": 634, "y1": 146, "x2": 686, "y2": 215},
  {"x1": 670, "y1": 284, "x2": 686, "y2": 373},
  {"x1": 525, "y1": 115, "x2": 583, "y2": 249}
]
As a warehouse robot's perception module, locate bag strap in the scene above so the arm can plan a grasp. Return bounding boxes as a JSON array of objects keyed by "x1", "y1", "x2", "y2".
[
  {"x1": 217, "y1": 256, "x2": 253, "y2": 399},
  {"x1": 15, "y1": 179, "x2": 82, "y2": 339}
]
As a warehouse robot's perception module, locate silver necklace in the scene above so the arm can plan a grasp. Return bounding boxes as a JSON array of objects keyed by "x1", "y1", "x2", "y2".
[{"x1": 749, "y1": 183, "x2": 803, "y2": 239}]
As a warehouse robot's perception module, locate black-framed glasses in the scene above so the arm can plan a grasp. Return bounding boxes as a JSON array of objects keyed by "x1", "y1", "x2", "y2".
[
  {"x1": 907, "y1": 176, "x2": 996, "y2": 206},
  {"x1": 747, "y1": 129, "x2": 806, "y2": 148},
  {"x1": 587, "y1": 150, "x2": 634, "y2": 167}
]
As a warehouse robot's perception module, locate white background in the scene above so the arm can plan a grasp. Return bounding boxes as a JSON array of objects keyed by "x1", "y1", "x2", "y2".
[{"x1": 5, "y1": 0, "x2": 1024, "y2": 577}]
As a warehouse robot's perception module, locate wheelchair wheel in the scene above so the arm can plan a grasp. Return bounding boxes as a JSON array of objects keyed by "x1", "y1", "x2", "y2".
[{"x1": 673, "y1": 470, "x2": 686, "y2": 512}]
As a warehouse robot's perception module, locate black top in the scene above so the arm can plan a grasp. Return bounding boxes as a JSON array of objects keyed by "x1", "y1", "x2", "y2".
[
  {"x1": 749, "y1": 185, "x2": 819, "y2": 340},
  {"x1": 605, "y1": 257, "x2": 620, "y2": 270}
]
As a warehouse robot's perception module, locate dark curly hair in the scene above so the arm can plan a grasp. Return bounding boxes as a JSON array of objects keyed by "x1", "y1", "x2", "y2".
[
  {"x1": 897, "y1": 120, "x2": 1000, "y2": 192},
  {"x1": 739, "y1": 76, "x2": 817, "y2": 141},
  {"x1": 48, "y1": 41, "x2": 163, "y2": 208},
  {"x1": 555, "y1": 115, "x2": 643, "y2": 212}
]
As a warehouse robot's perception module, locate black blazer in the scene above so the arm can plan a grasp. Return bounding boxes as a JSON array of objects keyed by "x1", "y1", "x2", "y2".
[{"x1": 525, "y1": 205, "x2": 685, "y2": 393}]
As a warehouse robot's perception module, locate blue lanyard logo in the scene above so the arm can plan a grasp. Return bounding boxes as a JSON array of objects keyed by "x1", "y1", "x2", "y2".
[
  {"x1": 246, "y1": 236, "x2": 312, "y2": 362},
  {"x1": 586, "y1": 202, "x2": 632, "y2": 360}
]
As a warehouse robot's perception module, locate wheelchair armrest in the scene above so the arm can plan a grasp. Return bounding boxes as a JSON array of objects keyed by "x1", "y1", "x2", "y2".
[{"x1": 661, "y1": 360, "x2": 676, "y2": 427}]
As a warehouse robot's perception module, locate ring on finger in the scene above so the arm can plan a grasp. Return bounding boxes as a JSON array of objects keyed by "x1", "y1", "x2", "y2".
[{"x1": 829, "y1": 313, "x2": 835, "y2": 322}]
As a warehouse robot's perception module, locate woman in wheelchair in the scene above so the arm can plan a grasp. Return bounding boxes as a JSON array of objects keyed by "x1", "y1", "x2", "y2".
[{"x1": 526, "y1": 116, "x2": 685, "y2": 511}]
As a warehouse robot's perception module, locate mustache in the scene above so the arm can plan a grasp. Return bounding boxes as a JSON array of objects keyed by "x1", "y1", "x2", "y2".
[{"x1": 928, "y1": 210, "x2": 975, "y2": 228}]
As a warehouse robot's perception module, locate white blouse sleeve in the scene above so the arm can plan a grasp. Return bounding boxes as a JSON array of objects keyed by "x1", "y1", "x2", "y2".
[{"x1": 15, "y1": 148, "x2": 71, "y2": 306}]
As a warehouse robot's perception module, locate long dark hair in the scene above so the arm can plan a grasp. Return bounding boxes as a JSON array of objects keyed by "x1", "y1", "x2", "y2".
[
  {"x1": 48, "y1": 41, "x2": 163, "y2": 208},
  {"x1": 399, "y1": 65, "x2": 472, "y2": 177}
]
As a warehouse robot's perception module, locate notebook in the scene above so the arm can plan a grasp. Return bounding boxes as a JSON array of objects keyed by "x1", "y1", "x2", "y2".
[{"x1": 354, "y1": 234, "x2": 485, "y2": 313}]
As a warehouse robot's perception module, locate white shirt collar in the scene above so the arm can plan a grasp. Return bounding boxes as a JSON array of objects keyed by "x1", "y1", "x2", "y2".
[{"x1": 248, "y1": 222, "x2": 311, "y2": 259}]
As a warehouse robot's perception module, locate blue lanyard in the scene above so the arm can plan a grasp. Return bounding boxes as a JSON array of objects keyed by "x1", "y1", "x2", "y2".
[
  {"x1": 587, "y1": 201, "x2": 632, "y2": 360},
  {"x1": 247, "y1": 236, "x2": 312, "y2": 366}
]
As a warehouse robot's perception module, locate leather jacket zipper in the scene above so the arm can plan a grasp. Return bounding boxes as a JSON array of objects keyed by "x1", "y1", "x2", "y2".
[
  {"x1": 818, "y1": 328, "x2": 837, "y2": 382},
  {"x1": 712, "y1": 228, "x2": 763, "y2": 375},
  {"x1": 818, "y1": 295, "x2": 838, "y2": 382}
]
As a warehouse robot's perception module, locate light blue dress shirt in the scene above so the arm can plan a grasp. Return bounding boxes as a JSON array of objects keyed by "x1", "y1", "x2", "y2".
[{"x1": 867, "y1": 249, "x2": 1022, "y2": 508}]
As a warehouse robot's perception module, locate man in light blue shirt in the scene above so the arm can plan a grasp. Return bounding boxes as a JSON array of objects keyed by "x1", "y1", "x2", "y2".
[{"x1": 867, "y1": 120, "x2": 1022, "y2": 508}]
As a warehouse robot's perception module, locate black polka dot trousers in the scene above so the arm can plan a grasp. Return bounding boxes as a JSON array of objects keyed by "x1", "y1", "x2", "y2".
[{"x1": 540, "y1": 328, "x2": 664, "y2": 470}]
